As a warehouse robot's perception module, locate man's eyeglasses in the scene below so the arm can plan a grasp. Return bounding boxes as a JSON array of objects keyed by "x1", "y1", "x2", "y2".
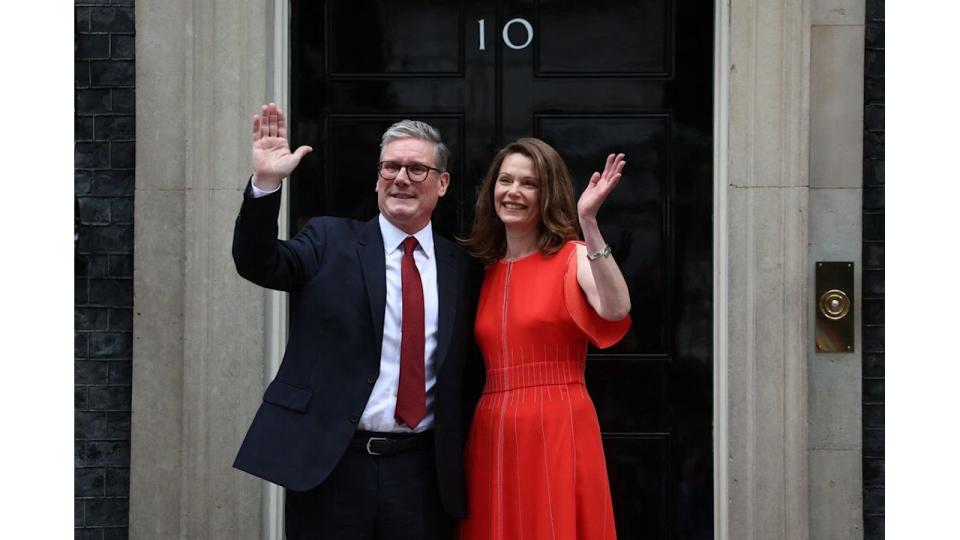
[{"x1": 377, "y1": 161, "x2": 443, "y2": 183}]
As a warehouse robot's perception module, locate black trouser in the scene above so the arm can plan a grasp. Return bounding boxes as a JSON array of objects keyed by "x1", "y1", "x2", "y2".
[{"x1": 284, "y1": 433, "x2": 453, "y2": 540}]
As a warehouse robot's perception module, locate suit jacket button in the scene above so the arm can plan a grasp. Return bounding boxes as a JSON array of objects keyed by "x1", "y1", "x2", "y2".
[
  {"x1": 367, "y1": 376, "x2": 376, "y2": 384},
  {"x1": 349, "y1": 415, "x2": 359, "y2": 423}
]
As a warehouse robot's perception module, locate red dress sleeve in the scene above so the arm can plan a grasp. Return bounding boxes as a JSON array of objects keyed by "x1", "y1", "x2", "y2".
[{"x1": 562, "y1": 243, "x2": 632, "y2": 349}]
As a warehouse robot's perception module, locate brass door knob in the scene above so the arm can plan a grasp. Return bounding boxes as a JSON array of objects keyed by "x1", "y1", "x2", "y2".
[{"x1": 818, "y1": 289, "x2": 850, "y2": 320}]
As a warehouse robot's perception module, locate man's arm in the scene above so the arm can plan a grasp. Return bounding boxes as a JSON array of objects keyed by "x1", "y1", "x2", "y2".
[{"x1": 232, "y1": 104, "x2": 320, "y2": 291}]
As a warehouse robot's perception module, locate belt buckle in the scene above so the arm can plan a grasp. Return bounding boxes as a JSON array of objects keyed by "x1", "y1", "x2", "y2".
[{"x1": 365, "y1": 437, "x2": 390, "y2": 456}]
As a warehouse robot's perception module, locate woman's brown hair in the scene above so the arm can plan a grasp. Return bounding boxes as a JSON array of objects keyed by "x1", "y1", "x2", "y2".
[{"x1": 462, "y1": 138, "x2": 581, "y2": 264}]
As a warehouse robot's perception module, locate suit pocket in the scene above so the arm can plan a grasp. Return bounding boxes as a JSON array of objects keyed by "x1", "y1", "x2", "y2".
[{"x1": 262, "y1": 379, "x2": 312, "y2": 413}]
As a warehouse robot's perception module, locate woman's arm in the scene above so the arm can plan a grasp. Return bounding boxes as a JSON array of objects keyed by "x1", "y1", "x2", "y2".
[{"x1": 575, "y1": 153, "x2": 632, "y2": 321}]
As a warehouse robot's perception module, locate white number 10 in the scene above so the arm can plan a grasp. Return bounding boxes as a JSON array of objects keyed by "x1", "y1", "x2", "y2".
[{"x1": 478, "y1": 17, "x2": 534, "y2": 51}]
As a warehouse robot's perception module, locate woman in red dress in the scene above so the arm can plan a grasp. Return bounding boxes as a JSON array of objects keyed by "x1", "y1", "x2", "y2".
[{"x1": 459, "y1": 138, "x2": 632, "y2": 540}]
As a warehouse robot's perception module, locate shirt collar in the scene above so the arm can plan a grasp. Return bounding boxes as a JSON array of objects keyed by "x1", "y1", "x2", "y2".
[{"x1": 378, "y1": 214, "x2": 434, "y2": 259}]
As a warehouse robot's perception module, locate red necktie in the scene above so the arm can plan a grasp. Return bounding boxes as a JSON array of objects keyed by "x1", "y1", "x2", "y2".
[{"x1": 395, "y1": 236, "x2": 426, "y2": 429}]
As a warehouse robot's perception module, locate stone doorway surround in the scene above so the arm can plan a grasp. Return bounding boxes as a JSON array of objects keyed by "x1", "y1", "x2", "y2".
[{"x1": 131, "y1": 0, "x2": 865, "y2": 538}]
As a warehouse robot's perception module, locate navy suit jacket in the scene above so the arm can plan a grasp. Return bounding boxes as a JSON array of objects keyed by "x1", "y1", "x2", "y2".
[{"x1": 231, "y1": 182, "x2": 479, "y2": 518}]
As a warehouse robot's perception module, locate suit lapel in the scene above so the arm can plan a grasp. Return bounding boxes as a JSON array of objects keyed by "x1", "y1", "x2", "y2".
[
  {"x1": 434, "y1": 234, "x2": 459, "y2": 374},
  {"x1": 357, "y1": 218, "x2": 387, "y2": 350}
]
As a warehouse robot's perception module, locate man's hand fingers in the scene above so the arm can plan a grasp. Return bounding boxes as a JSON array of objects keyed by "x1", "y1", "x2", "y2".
[
  {"x1": 292, "y1": 145, "x2": 313, "y2": 162},
  {"x1": 259, "y1": 105, "x2": 269, "y2": 139},
  {"x1": 278, "y1": 114, "x2": 287, "y2": 140},
  {"x1": 252, "y1": 115, "x2": 261, "y2": 140}
]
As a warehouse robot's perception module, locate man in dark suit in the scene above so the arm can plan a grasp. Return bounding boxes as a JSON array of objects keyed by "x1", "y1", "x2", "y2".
[{"x1": 232, "y1": 103, "x2": 477, "y2": 539}]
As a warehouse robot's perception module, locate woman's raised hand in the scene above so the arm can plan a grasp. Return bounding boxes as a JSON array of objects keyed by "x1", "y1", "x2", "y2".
[
  {"x1": 251, "y1": 103, "x2": 313, "y2": 191},
  {"x1": 577, "y1": 153, "x2": 626, "y2": 223}
]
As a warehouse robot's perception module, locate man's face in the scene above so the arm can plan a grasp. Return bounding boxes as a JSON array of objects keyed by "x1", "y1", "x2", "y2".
[{"x1": 375, "y1": 137, "x2": 449, "y2": 234}]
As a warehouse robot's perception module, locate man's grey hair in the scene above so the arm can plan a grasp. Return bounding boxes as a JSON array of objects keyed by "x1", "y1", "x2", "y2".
[{"x1": 380, "y1": 120, "x2": 451, "y2": 172}]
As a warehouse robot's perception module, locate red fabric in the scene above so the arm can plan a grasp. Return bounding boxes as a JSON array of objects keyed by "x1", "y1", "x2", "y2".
[
  {"x1": 459, "y1": 241, "x2": 631, "y2": 540},
  {"x1": 395, "y1": 236, "x2": 425, "y2": 429}
]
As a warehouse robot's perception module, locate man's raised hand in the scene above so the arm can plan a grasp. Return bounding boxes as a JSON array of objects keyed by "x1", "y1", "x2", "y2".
[{"x1": 251, "y1": 103, "x2": 313, "y2": 191}]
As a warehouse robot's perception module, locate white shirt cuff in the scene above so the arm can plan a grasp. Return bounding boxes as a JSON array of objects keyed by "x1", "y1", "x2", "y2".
[{"x1": 250, "y1": 177, "x2": 281, "y2": 198}]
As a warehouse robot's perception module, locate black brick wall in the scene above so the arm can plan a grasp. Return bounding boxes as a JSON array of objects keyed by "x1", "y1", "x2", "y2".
[
  {"x1": 75, "y1": 0, "x2": 135, "y2": 538},
  {"x1": 862, "y1": 1, "x2": 884, "y2": 538}
]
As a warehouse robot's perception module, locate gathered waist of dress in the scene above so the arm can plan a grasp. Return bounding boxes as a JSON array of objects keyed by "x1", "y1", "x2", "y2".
[{"x1": 482, "y1": 360, "x2": 586, "y2": 394}]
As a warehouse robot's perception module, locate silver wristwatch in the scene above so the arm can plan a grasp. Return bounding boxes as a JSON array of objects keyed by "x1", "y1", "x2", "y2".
[{"x1": 586, "y1": 244, "x2": 612, "y2": 261}]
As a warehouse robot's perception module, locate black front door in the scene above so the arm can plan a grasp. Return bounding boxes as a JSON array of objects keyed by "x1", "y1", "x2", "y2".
[{"x1": 291, "y1": 2, "x2": 714, "y2": 538}]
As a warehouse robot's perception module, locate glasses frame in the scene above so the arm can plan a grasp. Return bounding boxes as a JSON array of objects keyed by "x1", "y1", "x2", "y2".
[{"x1": 377, "y1": 161, "x2": 443, "y2": 183}]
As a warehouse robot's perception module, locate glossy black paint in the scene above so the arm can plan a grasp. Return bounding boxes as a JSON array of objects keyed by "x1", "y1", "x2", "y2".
[{"x1": 291, "y1": 2, "x2": 714, "y2": 537}]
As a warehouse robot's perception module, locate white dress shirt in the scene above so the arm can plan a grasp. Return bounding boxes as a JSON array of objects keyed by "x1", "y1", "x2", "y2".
[{"x1": 251, "y1": 178, "x2": 438, "y2": 432}]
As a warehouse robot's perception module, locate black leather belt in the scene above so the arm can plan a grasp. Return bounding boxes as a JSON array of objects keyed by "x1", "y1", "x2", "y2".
[{"x1": 349, "y1": 430, "x2": 433, "y2": 456}]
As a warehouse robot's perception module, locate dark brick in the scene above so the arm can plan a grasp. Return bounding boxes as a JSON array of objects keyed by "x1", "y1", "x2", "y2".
[
  {"x1": 89, "y1": 279, "x2": 133, "y2": 306},
  {"x1": 95, "y1": 116, "x2": 135, "y2": 140},
  {"x1": 111, "y1": 35, "x2": 134, "y2": 59},
  {"x1": 77, "y1": 171, "x2": 94, "y2": 195},
  {"x1": 89, "y1": 332, "x2": 132, "y2": 358},
  {"x1": 865, "y1": 77, "x2": 884, "y2": 103},
  {"x1": 863, "y1": 159, "x2": 883, "y2": 187},
  {"x1": 76, "y1": 277, "x2": 89, "y2": 305},
  {"x1": 76, "y1": 60, "x2": 90, "y2": 88},
  {"x1": 76, "y1": 332, "x2": 89, "y2": 357},
  {"x1": 864, "y1": 487, "x2": 884, "y2": 511},
  {"x1": 91, "y1": 61, "x2": 135, "y2": 87},
  {"x1": 76, "y1": 360, "x2": 108, "y2": 385},
  {"x1": 77, "y1": 7, "x2": 91, "y2": 33},
  {"x1": 75, "y1": 529, "x2": 102, "y2": 540},
  {"x1": 103, "y1": 528, "x2": 129, "y2": 540},
  {"x1": 77, "y1": 89, "x2": 112, "y2": 114},
  {"x1": 94, "y1": 171, "x2": 135, "y2": 196},
  {"x1": 108, "y1": 256, "x2": 134, "y2": 278},
  {"x1": 865, "y1": 104, "x2": 884, "y2": 132},
  {"x1": 111, "y1": 197, "x2": 134, "y2": 224},
  {"x1": 863, "y1": 404, "x2": 884, "y2": 429},
  {"x1": 76, "y1": 116, "x2": 95, "y2": 141},
  {"x1": 77, "y1": 34, "x2": 110, "y2": 60},
  {"x1": 863, "y1": 457, "x2": 884, "y2": 485},
  {"x1": 75, "y1": 386, "x2": 89, "y2": 409},
  {"x1": 863, "y1": 212, "x2": 886, "y2": 242},
  {"x1": 111, "y1": 0, "x2": 135, "y2": 5},
  {"x1": 865, "y1": 0, "x2": 884, "y2": 21},
  {"x1": 865, "y1": 49, "x2": 884, "y2": 79},
  {"x1": 77, "y1": 308, "x2": 109, "y2": 332},
  {"x1": 75, "y1": 499, "x2": 84, "y2": 527},
  {"x1": 106, "y1": 412, "x2": 131, "y2": 439},
  {"x1": 108, "y1": 361, "x2": 133, "y2": 385},
  {"x1": 865, "y1": 21, "x2": 884, "y2": 49},
  {"x1": 862, "y1": 299, "x2": 883, "y2": 326},
  {"x1": 112, "y1": 89, "x2": 134, "y2": 113},
  {"x1": 862, "y1": 326, "x2": 884, "y2": 350},
  {"x1": 76, "y1": 142, "x2": 110, "y2": 169},
  {"x1": 77, "y1": 255, "x2": 109, "y2": 277},
  {"x1": 109, "y1": 308, "x2": 133, "y2": 331},
  {"x1": 76, "y1": 467, "x2": 105, "y2": 497},
  {"x1": 863, "y1": 132, "x2": 884, "y2": 159},
  {"x1": 79, "y1": 197, "x2": 112, "y2": 225},
  {"x1": 863, "y1": 353, "x2": 884, "y2": 377},
  {"x1": 85, "y1": 498, "x2": 129, "y2": 527},
  {"x1": 864, "y1": 516, "x2": 884, "y2": 540},
  {"x1": 76, "y1": 411, "x2": 107, "y2": 439},
  {"x1": 112, "y1": 142, "x2": 135, "y2": 168},
  {"x1": 863, "y1": 186, "x2": 883, "y2": 211},
  {"x1": 78, "y1": 225, "x2": 134, "y2": 253},
  {"x1": 105, "y1": 468, "x2": 130, "y2": 496},
  {"x1": 77, "y1": 441, "x2": 130, "y2": 467},
  {"x1": 863, "y1": 270, "x2": 884, "y2": 297},
  {"x1": 90, "y1": 7, "x2": 134, "y2": 32},
  {"x1": 863, "y1": 378, "x2": 884, "y2": 403},
  {"x1": 88, "y1": 386, "x2": 131, "y2": 411},
  {"x1": 864, "y1": 428, "x2": 884, "y2": 457}
]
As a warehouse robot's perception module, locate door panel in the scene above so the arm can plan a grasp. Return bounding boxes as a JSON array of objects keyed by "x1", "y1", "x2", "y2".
[{"x1": 290, "y1": 2, "x2": 713, "y2": 538}]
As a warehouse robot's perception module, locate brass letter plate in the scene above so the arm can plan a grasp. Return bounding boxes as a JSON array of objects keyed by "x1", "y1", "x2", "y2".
[{"x1": 815, "y1": 261, "x2": 855, "y2": 352}]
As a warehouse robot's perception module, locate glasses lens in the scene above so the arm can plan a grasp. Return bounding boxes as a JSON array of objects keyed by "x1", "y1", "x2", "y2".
[
  {"x1": 406, "y1": 164, "x2": 429, "y2": 181},
  {"x1": 380, "y1": 162, "x2": 401, "y2": 179}
]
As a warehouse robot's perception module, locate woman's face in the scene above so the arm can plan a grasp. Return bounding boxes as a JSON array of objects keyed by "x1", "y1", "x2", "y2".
[{"x1": 493, "y1": 152, "x2": 541, "y2": 233}]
